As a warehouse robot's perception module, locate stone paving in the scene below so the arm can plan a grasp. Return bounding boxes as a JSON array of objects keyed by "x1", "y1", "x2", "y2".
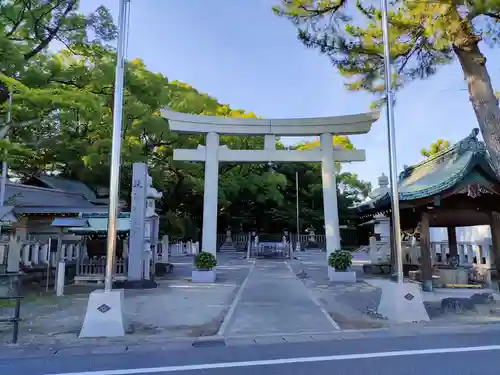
[
  {"x1": 220, "y1": 260, "x2": 339, "y2": 336},
  {"x1": 288, "y1": 251, "x2": 388, "y2": 329}
]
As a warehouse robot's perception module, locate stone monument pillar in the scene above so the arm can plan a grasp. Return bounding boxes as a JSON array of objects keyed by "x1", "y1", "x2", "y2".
[
  {"x1": 125, "y1": 163, "x2": 162, "y2": 289},
  {"x1": 127, "y1": 163, "x2": 147, "y2": 285}
]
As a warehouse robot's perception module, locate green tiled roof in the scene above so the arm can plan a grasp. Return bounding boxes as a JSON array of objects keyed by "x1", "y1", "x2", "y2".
[
  {"x1": 66, "y1": 217, "x2": 131, "y2": 233},
  {"x1": 6, "y1": 183, "x2": 107, "y2": 214},
  {"x1": 355, "y1": 128, "x2": 497, "y2": 212}
]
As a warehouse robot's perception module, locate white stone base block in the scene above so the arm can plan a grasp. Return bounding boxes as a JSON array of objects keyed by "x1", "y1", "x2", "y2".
[
  {"x1": 328, "y1": 267, "x2": 356, "y2": 282},
  {"x1": 192, "y1": 269, "x2": 216, "y2": 283},
  {"x1": 369, "y1": 279, "x2": 430, "y2": 323},
  {"x1": 79, "y1": 289, "x2": 126, "y2": 338}
]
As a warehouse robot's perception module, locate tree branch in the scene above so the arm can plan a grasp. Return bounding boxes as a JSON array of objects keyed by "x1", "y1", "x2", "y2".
[
  {"x1": 23, "y1": 0, "x2": 77, "y2": 61},
  {"x1": 5, "y1": 0, "x2": 29, "y2": 37},
  {"x1": 0, "y1": 118, "x2": 39, "y2": 139}
]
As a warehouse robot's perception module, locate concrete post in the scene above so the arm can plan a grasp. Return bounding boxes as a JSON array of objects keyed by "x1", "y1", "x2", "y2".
[
  {"x1": 53, "y1": 235, "x2": 62, "y2": 292},
  {"x1": 56, "y1": 260, "x2": 65, "y2": 296},
  {"x1": 484, "y1": 241, "x2": 492, "y2": 269},
  {"x1": 22, "y1": 244, "x2": 29, "y2": 266},
  {"x1": 246, "y1": 233, "x2": 251, "y2": 259},
  {"x1": 32, "y1": 243, "x2": 39, "y2": 265},
  {"x1": 143, "y1": 249, "x2": 151, "y2": 280},
  {"x1": 202, "y1": 132, "x2": 219, "y2": 257},
  {"x1": 458, "y1": 244, "x2": 465, "y2": 266},
  {"x1": 320, "y1": 133, "x2": 341, "y2": 260},
  {"x1": 161, "y1": 235, "x2": 169, "y2": 263},
  {"x1": 475, "y1": 244, "x2": 482, "y2": 265},
  {"x1": 7, "y1": 233, "x2": 21, "y2": 273},
  {"x1": 40, "y1": 243, "x2": 48, "y2": 264}
]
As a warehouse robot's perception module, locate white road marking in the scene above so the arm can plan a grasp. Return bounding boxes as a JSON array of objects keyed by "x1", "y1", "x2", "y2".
[
  {"x1": 45, "y1": 345, "x2": 500, "y2": 375},
  {"x1": 216, "y1": 260, "x2": 255, "y2": 336}
]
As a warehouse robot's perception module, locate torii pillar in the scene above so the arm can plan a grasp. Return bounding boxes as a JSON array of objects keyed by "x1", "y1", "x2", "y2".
[
  {"x1": 320, "y1": 133, "x2": 341, "y2": 254},
  {"x1": 202, "y1": 132, "x2": 220, "y2": 257}
]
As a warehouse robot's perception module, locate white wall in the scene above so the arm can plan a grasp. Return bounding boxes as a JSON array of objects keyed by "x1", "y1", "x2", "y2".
[
  {"x1": 374, "y1": 220, "x2": 391, "y2": 240},
  {"x1": 430, "y1": 225, "x2": 491, "y2": 242}
]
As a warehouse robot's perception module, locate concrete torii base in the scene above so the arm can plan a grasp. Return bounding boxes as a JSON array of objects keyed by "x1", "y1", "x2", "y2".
[
  {"x1": 79, "y1": 289, "x2": 126, "y2": 338},
  {"x1": 367, "y1": 279, "x2": 430, "y2": 323}
]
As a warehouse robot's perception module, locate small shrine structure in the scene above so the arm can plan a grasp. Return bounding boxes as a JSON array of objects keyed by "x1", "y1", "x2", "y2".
[{"x1": 353, "y1": 129, "x2": 500, "y2": 290}]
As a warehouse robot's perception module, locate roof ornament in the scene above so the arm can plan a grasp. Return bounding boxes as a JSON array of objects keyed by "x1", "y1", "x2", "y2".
[
  {"x1": 368, "y1": 173, "x2": 391, "y2": 199},
  {"x1": 378, "y1": 173, "x2": 389, "y2": 188},
  {"x1": 467, "y1": 183, "x2": 482, "y2": 198},
  {"x1": 397, "y1": 162, "x2": 417, "y2": 181},
  {"x1": 457, "y1": 128, "x2": 486, "y2": 154}
]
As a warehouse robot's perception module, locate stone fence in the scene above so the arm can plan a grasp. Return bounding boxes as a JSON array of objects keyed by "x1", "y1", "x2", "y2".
[
  {"x1": 0, "y1": 238, "x2": 81, "y2": 271},
  {"x1": 367, "y1": 237, "x2": 495, "y2": 285},
  {"x1": 215, "y1": 232, "x2": 327, "y2": 252}
]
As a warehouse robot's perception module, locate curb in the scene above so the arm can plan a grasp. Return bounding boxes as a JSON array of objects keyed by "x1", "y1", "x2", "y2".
[{"x1": 2, "y1": 321, "x2": 500, "y2": 359}]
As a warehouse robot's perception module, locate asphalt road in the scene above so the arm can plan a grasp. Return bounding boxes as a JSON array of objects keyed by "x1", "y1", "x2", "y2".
[{"x1": 3, "y1": 331, "x2": 500, "y2": 375}]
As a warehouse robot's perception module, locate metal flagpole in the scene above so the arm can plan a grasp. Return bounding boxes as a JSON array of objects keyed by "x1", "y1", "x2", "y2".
[
  {"x1": 0, "y1": 91, "x2": 12, "y2": 237},
  {"x1": 295, "y1": 171, "x2": 300, "y2": 250},
  {"x1": 104, "y1": 0, "x2": 130, "y2": 292},
  {"x1": 381, "y1": 0, "x2": 404, "y2": 284},
  {"x1": 0, "y1": 91, "x2": 12, "y2": 207}
]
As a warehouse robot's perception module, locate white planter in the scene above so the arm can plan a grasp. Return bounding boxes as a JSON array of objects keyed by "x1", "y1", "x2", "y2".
[
  {"x1": 192, "y1": 269, "x2": 216, "y2": 283},
  {"x1": 328, "y1": 267, "x2": 356, "y2": 283}
]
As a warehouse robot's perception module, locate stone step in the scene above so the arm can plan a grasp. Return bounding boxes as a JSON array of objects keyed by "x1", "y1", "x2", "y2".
[{"x1": 219, "y1": 244, "x2": 237, "y2": 251}]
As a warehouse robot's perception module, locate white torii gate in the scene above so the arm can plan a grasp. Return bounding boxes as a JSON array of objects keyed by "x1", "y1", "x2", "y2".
[{"x1": 161, "y1": 110, "x2": 379, "y2": 261}]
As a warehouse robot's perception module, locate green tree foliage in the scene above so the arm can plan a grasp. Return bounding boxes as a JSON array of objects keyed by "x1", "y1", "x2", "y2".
[
  {"x1": 0, "y1": 1, "x2": 372, "y2": 238},
  {"x1": 420, "y1": 139, "x2": 450, "y2": 158},
  {"x1": 274, "y1": 0, "x2": 500, "y2": 172},
  {"x1": 0, "y1": 0, "x2": 116, "y2": 103}
]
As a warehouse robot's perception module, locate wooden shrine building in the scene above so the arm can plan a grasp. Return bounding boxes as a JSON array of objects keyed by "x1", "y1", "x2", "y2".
[{"x1": 352, "y1": 129, "x2": 500, "y2": 288}]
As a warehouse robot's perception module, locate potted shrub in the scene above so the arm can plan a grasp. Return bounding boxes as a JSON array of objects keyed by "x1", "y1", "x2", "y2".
[
  {"x1": 328, "y1": 250, "x2": 356, "y2": 282},
  {"x1": 192, "y1": 251, "x2": 217, "y2": 283}
]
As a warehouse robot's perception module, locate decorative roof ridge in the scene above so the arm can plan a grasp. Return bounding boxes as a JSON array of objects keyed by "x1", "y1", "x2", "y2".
[
  {"x1": 398, "y1": 128, "x2": 483, "y2": 181},
  {"x1": 6, "y1": 182, "x2": 89, "y2": 198}
]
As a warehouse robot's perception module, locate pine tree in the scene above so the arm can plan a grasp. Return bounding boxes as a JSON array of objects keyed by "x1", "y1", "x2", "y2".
[{"x1": 274, "y1": 0, "x2": 500, "y2": 172}]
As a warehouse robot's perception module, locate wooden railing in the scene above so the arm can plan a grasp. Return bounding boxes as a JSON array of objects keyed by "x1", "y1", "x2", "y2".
[{"x1": 75, "y1": 256, "x2": 127, "y2": 284}]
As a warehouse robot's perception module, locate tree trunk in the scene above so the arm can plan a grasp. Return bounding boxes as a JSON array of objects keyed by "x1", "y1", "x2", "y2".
[
  {"x1": 0, "y1": 80, "x2": 8, "y2": 105},
  {"x1": 489, "y1": 212, "x2": 500, "y2": 277},
  {"x1": 453, "y1": 41, "x2": 500, "y2": 172}
]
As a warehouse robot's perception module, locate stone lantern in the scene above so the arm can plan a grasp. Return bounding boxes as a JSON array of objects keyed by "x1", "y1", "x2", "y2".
[
  {"x1": 306, "y1": 226, "x2": 316, "y2": 243},
  {"x1": 225, "y1": 226, "x2": 232, "y2": 243},
  {"x1": 283, "y1": 229, "x2": 290, "y2": 244}
]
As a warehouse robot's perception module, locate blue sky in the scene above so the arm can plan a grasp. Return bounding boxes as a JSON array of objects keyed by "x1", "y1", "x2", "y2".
[{"x1": 80, "y1": 0, "x2": 500, "y2": 187}]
